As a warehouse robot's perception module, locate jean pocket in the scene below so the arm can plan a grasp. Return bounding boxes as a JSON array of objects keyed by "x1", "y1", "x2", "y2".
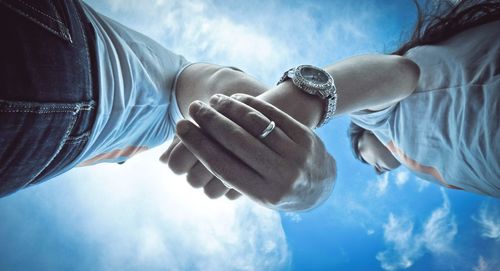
[
  {"x1": 28, "y1": 101, "x2": 96, "y2": 186},
  {"x1": 31, "y1": 130, "x2": 91, "y2": 185},
  {"x1": 0, "y1": 0, "x2": 72, "y2": 42},
  {"x1": 0, "y1": 99, "x2": 95, "y2": 197}
]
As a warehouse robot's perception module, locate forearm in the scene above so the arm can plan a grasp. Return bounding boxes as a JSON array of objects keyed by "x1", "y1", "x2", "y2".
[
  {"x1": 175, "y1": 63, "x2": 268, "y2": 118},
  {"x1": 175, "y1": 63, "x2": 321, "y2": 127},
  {"x1": 176, "y1": 55, "x2": 419, "y2": 128},
  {"x1": 258, "y1": 54, "x2": 420, "y2": 128}
]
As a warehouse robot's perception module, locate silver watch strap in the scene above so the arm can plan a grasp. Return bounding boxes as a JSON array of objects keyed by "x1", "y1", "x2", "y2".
[
  {"x1": 317, "y1": 89, "x2": 337, "y2": 128},
  {"x1": 277, "y1": 66, "x2": 338, "y2": 128},
  {"x1": 277, "y1": 68, "x2": 294, "y2": 85}
]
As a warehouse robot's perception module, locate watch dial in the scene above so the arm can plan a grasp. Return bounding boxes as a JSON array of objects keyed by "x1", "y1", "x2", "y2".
[{"x1": 302, "y1": 67, "x2": 329, "y2": 84}]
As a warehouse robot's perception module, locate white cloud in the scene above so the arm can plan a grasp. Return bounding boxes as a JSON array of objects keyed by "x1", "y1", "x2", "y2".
[
  {"x1": 376, "y1": 188, "x2": 457, "y2": 270},
  {"x1": 366, "y1": 173, "x2": 390, "y2": 197},
  {"x1": 472, "y1": 204, "x2": 500, "y2": 241},
  {"x1": 365, "y1": 170, "x2": 413, "y2": 197},
  {"x1": 82, "y1": 149, "x2": 288, "y2": 270},
  {"x1": 473, "y1": 256, "x2": 489, "y2": 271},
  {"x1": 284, "y1": 212, "x2": 302, "y2": 223},
  {"x1": 419, "y1": 190, "x2": 457, "y2": 254},
  {"x1": 92, "y1": 0, "x2": 294, "y2": 84},
  {"x1": 395, "y1": 171, "x2": 409, "y2": 188},
  {"x1": 415, "y1": 177, "x2": 430, "y2": 192},
  {"x1": 377, "y1": 174, "x2": 390, "y2": 196},
  {"x1": 6, "y1": 146, "x2": 289, "y2": 271},
  {"x1": 90, "y1": 0, "x2": 378, "y2": 85}
]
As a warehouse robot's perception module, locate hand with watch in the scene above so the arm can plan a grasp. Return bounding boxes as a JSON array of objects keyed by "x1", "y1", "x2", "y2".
[
  {"x1": 277, "y1": 65, "x2": 338, "y2": 127},
  {"x1": 160, "y1": 65, "x2": 338, "y2": 211}
]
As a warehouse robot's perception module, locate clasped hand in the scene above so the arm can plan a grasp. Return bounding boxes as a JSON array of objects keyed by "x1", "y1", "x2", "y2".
[{"x1": 160, "y1": 94, "x2": 336, "y2": 211}]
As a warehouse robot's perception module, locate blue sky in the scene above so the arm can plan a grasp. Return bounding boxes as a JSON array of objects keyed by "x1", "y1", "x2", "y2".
[{"x1": 0, "y1": 0, "x2": 499, "y2": 270}]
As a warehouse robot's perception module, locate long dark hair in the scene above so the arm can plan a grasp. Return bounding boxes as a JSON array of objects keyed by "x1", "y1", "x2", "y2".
[
  {"x1": 349, "y1": 0, "x2": 500, "y2": 166},
  {"x1": 392, "y1": 0, "x2": 500, "y2": 56}
]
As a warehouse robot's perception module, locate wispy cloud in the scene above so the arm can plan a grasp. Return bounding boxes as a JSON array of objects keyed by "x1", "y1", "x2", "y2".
[
  {"x1": 93, "y1": 0, "x2": 295, "y2": 83},
  {"x1": 473, "y1": 256, "x2": 489, "y2": 271},
  {"x1": 328, "y1": 194, "x2": 381, "y2": 231},
  {"x1": 472, "y1": 204, "x2": 500, "y2": 241},
  {"x1": 376, "y1": 188, "x2": 457, "y2": 270},
  {"x1": 415, "y1": 177, "x2": 430, "y2": 192},
  {"x1": 366, "y1": 173, "x2": 390, "y2": 197},
  {"x1": 93, "y1": 0, "x2": 380, "y2": 84},
  {"x1": 395, "y1": 171, "x2": 409, "y2": 188},
  {"x1": 284, "y1": 212, "x2": 302, "y2": 223}
]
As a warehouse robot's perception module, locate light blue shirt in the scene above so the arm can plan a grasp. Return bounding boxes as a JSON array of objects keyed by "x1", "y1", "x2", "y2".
[
  {"x1": 351, "y1": 21, "x2": 500, "y2": 197},
  {"x1": 74, "y1": 3, "x2": 189, "y2": 166}
]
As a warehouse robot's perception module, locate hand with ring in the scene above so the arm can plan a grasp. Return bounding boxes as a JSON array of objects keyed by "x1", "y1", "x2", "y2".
[{"x1": 160, "y1": 93, "x2": 337, "y2": 211}]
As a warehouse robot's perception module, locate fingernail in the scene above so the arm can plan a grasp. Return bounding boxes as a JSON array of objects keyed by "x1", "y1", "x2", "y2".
[
  {"x1": 189, "y1": 100, "x2": 204, "y2": 115},
  {"x1": 176, "y1": 121, "x2": 190, "y2": 136},
  {"x1": 209, "y1": 94, "x2": 223, "y2": 106},
  {"x1": 231, "y1": 94, "x2": 242, "y2": 100}
]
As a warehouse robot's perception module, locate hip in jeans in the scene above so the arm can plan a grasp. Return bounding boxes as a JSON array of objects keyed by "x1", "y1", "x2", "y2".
[{"x1": 0, "y1": 0, "x2": 98, "y2": 197}]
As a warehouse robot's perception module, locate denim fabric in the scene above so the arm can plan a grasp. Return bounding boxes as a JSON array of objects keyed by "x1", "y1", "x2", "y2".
[{"x1": 0, "y1": 0, "x2": 97, "y2": 197}]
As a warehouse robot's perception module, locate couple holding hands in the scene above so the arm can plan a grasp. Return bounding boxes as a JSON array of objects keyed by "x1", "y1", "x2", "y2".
[
  {"x1": 159, "y1": 56, "x2": 418, "y2": 211},
  {"x1": 0, "y1": 0, "x2": 498, "y2": 207}
]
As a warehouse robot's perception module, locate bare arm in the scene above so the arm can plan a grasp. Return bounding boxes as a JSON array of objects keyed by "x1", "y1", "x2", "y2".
[
  {"x1": 166, "y1": 54, "x2": 419, "y2": 210},
  {"x1": 175, "y1": 63, "x2": 269, "y2": 118},
  {"x1": 176, "y1": 54, "x2": 420, "y2": 127}
]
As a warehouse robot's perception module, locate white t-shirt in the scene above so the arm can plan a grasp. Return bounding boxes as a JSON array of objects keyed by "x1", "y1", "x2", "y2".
[
  {"x1": 350, "y1": 20, "x2": 500, "y2": 197},
  {"x1": 72, "y1": 3, "x2": 190, "y2": 166}
]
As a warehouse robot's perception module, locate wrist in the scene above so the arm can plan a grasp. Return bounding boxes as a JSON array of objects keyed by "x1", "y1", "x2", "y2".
[
  {"x1": 257, "y1": 81, "x2": 324, "y2": 128},
  {"x1": 266, "y1": 65, "x2": 337, "y2": 129}
]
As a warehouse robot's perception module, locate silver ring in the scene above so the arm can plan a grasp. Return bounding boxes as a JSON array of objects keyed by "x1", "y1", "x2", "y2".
[{"x1": 259, "y1": 121, "x2": 276, "y2": 139}]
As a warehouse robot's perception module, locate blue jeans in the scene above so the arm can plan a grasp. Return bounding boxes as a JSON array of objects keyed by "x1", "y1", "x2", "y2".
[{"x1": 0, "y1": 0, "x2": 97, "y2": 197}]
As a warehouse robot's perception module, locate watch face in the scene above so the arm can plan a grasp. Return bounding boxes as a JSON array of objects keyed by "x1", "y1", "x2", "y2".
[{"x1": 301, "y1": 66, "x2": 329, "y2": 85}]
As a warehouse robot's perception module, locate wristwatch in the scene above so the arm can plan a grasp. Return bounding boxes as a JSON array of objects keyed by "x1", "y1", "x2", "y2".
[{"x1": 277, "y1": 65, "x2": 337, "y2": 128}]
